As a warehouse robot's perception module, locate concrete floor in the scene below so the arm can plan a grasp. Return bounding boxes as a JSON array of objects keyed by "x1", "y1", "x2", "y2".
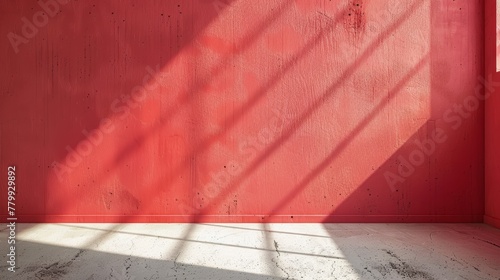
[{"x1": 0, "y1": 223, "x2": 499, "y2": 280}]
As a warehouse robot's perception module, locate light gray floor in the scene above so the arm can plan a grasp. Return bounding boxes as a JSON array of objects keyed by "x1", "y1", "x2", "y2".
[{"x1": 0, "y1": 223, "x2": 499, "y2": 279}]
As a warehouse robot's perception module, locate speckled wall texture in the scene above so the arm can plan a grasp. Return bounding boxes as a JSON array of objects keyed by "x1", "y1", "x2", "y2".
[{"x1": 0, "y1": 0, "x2": 485, "y2": 222}]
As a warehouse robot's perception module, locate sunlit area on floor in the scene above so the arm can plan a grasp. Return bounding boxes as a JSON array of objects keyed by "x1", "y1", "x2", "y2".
[{"x1": 1, "y1": 223, "x2": 499, "y2": 279}]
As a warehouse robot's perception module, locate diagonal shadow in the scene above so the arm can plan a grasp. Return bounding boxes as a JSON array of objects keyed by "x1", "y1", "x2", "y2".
[
  {"x1": 264, "y1": 55, "x2": 429, "y2": 219},
  {"x1": 193, "y1": 0, "x2": 424, "y2": 218},
  {"x1": 0, "y1": 239, "x2": 288, "y2": 279},
  {"x1": 36, "y1": 0, "x2": 237, "y2": 222},
  {"x1": 51, "y1": 1, "x2": 297, "y2": 225},
  {"x1": 55, "y1": 224, "x2": 343, "y2": 260},
  {"x1": 166, "y1": 0, "x2": 424, "y2": 261},
  {"x1": 132, "y1": 4, "x2": 353, "y2": 217},
  {"x1": 328, "y1": 0, "x2": 484, "y2": 222},
  {"x1": 50, "y1": 1, "x2": 299, "y2": 247},
  {"x1": 93, "y1": 0, "x2": 295, "y2": 185},
  {"x1": 81, "y1": 1, "x2": 351, "y2": 224},
  {"x1": 328, "y1": 121, "x2": 484, "y2": 222}
]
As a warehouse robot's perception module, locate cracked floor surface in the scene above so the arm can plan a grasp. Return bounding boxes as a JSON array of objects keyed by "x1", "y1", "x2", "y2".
[{"x1": 0, "y1": 223, "x2": 499, "y2": 279}]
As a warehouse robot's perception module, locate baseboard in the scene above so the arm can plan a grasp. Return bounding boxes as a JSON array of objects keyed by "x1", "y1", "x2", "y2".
[{"x1": 0, "y1": 214, "x2": 485, "y2": 223}]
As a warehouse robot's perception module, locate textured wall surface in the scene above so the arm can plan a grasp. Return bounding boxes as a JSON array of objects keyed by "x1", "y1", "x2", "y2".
[
  {"x1": 485, "y1": 0, "x2": 500, "y2": 228},
  {"x1": 0, "y1": 0, "x2": 484, "y2": 222}
]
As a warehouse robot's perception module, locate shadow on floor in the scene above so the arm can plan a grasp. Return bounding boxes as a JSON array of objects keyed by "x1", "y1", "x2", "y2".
[{"x1": 1, "y1": 223, "x2": 499, "y2": 279}]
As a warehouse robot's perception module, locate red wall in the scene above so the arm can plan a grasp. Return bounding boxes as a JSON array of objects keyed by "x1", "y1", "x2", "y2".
[
  {"x1": 485, "y1": 0, "x2": 500, "y2": 228},
  {"x1": 0, "y1": 0, "x2": 485, "y2": 222}
]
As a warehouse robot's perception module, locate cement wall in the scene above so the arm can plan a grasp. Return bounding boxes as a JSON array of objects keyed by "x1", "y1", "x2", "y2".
[{"x1": 0, "y1": 0, "x2": 485, "y2": 222}]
